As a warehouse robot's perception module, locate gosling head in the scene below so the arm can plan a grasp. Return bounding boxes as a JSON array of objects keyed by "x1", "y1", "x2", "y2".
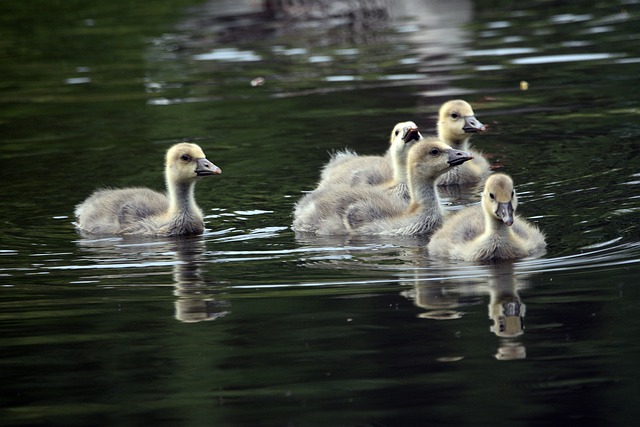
[
  {"x1": 407, "y1": 137, "x2": 474, "y2": 181},
  {"x1": 165, "y1": 142, "x2": 221, "y2": 184},
  {"x1": 388, "y1": 120, "x2": 423, "y2": 161},
  {"x1": 437, "y1": 99, "x2": 486, "y2": 147},
  {"x1": 483, "y1": 173, "x2": 518, "y2": 226},
  {"x1": 389, "y1": 121, "x2": 423, "y2": 146}
]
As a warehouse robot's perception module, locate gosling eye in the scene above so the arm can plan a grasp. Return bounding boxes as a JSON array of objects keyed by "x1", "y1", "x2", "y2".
[
  {"x1": 429, "y1": 148, "x2": 440, "y2": 156},
  {"x1": 489, "y1": 193, "x2": 495, "y2": 200},
  {"x1": 451, "y1": 112, "x2": 459, "y2": 119},
  {"x1": 180, "y1": 154, "x2": 191, "y2": 162},
  {"x1": 394, "y1": 129, "x2": 400, "y2": 136}
]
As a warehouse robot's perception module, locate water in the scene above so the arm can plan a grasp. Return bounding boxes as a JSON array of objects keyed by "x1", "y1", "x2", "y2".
[{"x1": 2, "y1": 0, "x2": 640, "y2": 425}]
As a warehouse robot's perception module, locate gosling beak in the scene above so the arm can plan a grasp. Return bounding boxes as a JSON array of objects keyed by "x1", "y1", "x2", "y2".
[
  {"x1": 403, "y1": 127, "x2": 422, "y2": 143},
  {"x1": 462, "y1": 115, "x2": 486, "y2": 133},
  {"x1": 195, "y1": 158, "x2": 222, "y2": 176},
  {"x1": 496, "y1": 202, "x2": 514, "y2": 226},
  {"x1": 447, "y1": 149, "x2": 474, "y2": 166}
]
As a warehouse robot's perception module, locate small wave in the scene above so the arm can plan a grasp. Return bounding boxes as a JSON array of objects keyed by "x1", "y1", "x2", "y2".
[
  {"x1": 193, "y1": 47, "x2": 262, "y2": 62},
  {"x1": 511, "y1": 53, "x2": 622, "y2": 65}
]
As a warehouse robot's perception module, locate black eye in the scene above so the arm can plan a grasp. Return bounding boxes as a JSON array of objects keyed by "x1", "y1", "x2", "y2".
[
  {"x1": 394, "y1": 130, "x2": 400, "y2": 136},
  {"x1": 429, "y1": 148, "x2": 440, "y2": 156},
  {"x1": 489, "y1": 193, "x2": 495, "y2": 200},
  {"x1": 451, "y1": 112, "x2": 459, "y2": 119},
  {"x1": 180, "y1": 154, "x2": 191, "y2": 162}
]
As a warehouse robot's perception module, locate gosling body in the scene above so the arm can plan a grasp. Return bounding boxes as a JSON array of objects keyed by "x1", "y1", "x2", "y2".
[
  {"x1": 75, "y1": 142, "x2": 221, "y2": 237},
  {"x1": 427, "y1": 174, "x2": 546, "y2": 261}
]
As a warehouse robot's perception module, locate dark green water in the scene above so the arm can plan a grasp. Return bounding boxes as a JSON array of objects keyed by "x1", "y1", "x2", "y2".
[{"x1": 2, "y1": 0, "x2": 640, "y2": 425}]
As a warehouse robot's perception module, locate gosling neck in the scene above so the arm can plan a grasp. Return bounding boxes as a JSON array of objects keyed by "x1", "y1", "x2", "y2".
[
  {"x1": 407, "y1": 172, "x2": 442, "y2": 218},
  {"x1": 484, "y1": 207, "x2": 513, "y2": 238},
  {"x1": 166, "y1": 178, "x2": 200, "y2": 218},
  {"x1": 390, "y1": 150, "x2": 407, "y2": 185},
  {"x1": 446, "y1": 134, "x2": 471, "y2": 151}
]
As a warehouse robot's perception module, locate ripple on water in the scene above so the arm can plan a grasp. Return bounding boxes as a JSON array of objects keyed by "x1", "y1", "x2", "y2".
[
  {"x1": 511, "y1": 52, "x2": 623, "y2": 65},
  {"x1": 193, "y1": 47, "x2": 262, "y2": 62}
]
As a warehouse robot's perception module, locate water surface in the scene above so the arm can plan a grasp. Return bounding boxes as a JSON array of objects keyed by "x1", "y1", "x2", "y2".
[{"x1": 2, "y1": 0, "x2": 640, "y2": 425}]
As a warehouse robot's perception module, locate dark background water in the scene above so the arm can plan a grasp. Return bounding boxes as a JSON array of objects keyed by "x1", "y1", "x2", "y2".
[{"x1": 2, "y1": 0, "x2": 640, "y2": 425}]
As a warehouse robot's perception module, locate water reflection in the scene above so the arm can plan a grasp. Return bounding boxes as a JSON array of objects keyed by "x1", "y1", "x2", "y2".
[
  {"x1": 183, "y1": 0, "x2": 474, "y2": 44},
  {"x1": 170, "y1": 238, "x2": 231, "y2": 323},
  {"x1": 403, "y1": 263, "x2": 528, "y2": 360},
  {"x1": 74, "y1": 236, "x2": 230, "y2": 323},
  {"x1": 147, "y1": 0, "x2": 476, "y2": 104}
]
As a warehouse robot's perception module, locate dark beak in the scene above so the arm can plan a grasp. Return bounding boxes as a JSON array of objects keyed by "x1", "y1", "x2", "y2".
[
  {"x1": 403, "y1": 127, "x2": 422, "y2": 143},
  {"x1": 195, "y1": 158, "x2": 222, "y2": 176},
  {"x1": 496, "y1": 202, "x2": 514, "y2": 226},
  {"x1": 462, "y1": 115, "x2": 486, "y2": 133},
  {"x1": 447, "y1": 149, "x2": 474, "y2": 166}
]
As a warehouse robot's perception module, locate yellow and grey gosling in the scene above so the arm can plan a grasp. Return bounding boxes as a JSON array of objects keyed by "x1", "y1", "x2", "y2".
[
  {"x1": 317, "y1": 121, "x2": 422, "y2": 190},
  {"x1": 427, "y1": 173, "x2": 546, "y2": 261},
  {"x1": 75, "y1": 142, "x2": 221, "y2": 236}
]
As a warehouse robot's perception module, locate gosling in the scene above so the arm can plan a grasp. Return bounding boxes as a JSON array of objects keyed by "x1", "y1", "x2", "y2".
[
  {"x1": 427, "y1": 173, "x2": 546, "y2": 261},
  {"x1": 317, "y1": 121, "x2": 422, "y2": 189},
  {"x1": 75, "y1": 142, "x2": 221, "y2": 236},
  {"x1": 292, "y1": 138, "x2": 473, "y2": 236},
  {"x1": 435, "y1": 99, "x2": 488, "y2": 186}
]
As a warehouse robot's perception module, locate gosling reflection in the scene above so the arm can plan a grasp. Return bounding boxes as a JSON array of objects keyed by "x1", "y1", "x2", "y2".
[
  {"x1": 74, "y1": 235, "x2": 229, "y2": 323},
  {"x1": 489, "y1": 267, "x2": 525, "y2": 339},
  {"x1": 403, "y1": 279, "x2": 482, "y2": 321},
  {"x1": 403, "y1": 263, "x2": 528, "y2": 360},
  {"x1": 487, "y1": 264, "x2": 526, "y2": 361},
  {"x1": 172, "y1": 238, "x2": 230, "y2": 323}
]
